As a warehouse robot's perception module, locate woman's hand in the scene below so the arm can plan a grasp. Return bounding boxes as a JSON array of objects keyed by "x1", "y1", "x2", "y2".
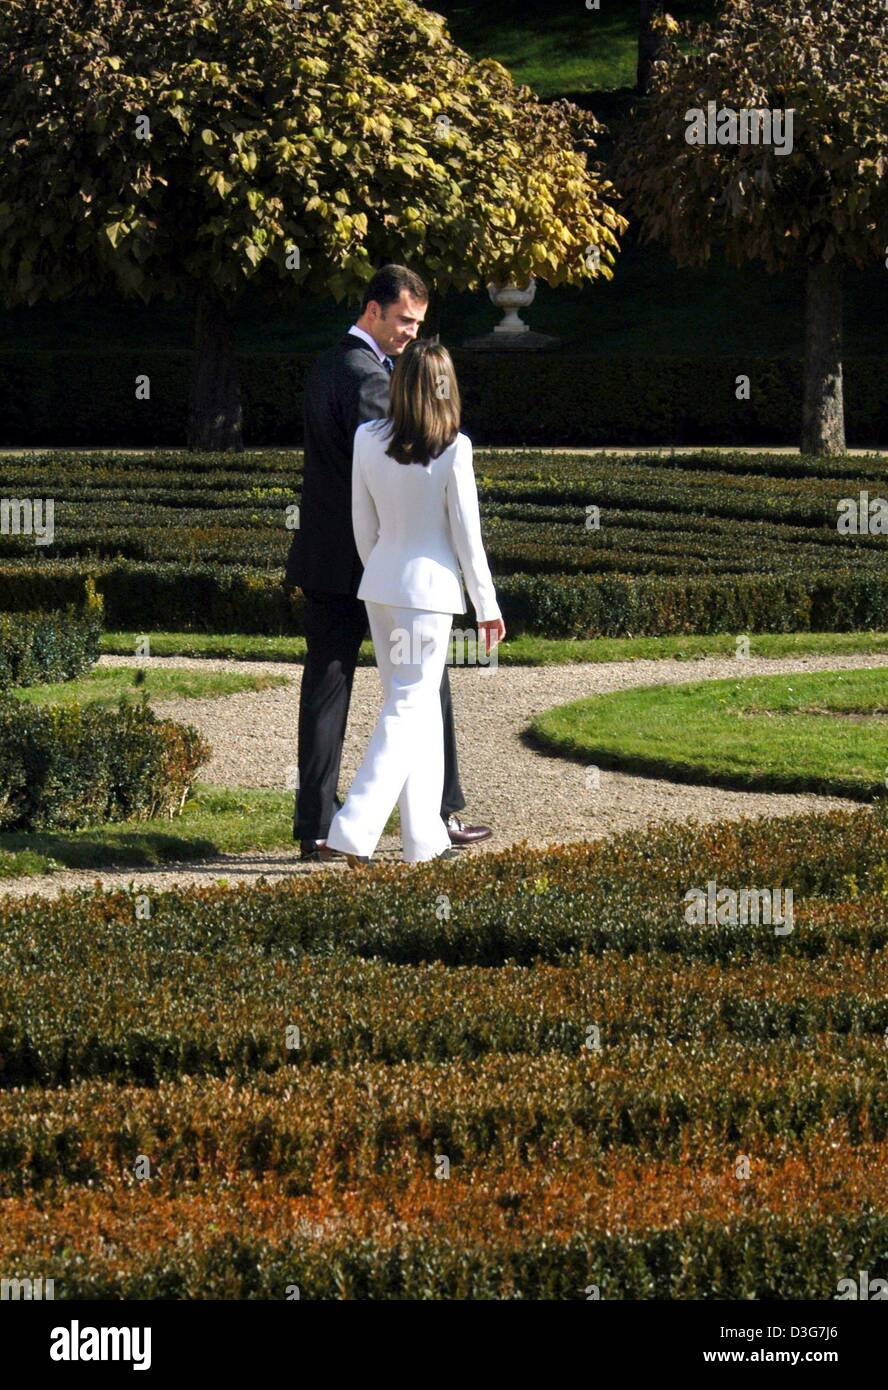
[{"x1": 478, "y1": 617, "x2": 506, "y2": 652}]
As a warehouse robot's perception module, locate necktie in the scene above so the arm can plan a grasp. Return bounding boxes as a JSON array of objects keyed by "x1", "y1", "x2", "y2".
[{"x1": 382, "y1": 355, "x2": 394, "y2": 375}]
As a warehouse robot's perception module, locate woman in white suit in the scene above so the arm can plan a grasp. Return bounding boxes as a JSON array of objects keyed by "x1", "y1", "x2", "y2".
[{"x1": 325, "y1": 340, "x2": 505, "y2": 866}]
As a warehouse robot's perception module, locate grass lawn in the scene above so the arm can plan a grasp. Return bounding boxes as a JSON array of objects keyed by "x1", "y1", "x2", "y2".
[
  {"x1": 0, "y1": 785, "x2": 295, "y2": 879},
  {"x1": 0, "y1": 778, "x2": 401, "y2": 880},
  {"x1": 10, "y1": 666, "x2": 290, "y2": 707},
  {"x1": 439, "y1": 0, "x2": 717, "y2": 98},
  {"x1": 530, "y1": 667, "x2": 888, "y2": 800},
  {"x1": 101, "y1": 630, "x2": 888, "y2": 667},
  {"x1": 440, "y1": 0, "x2": 641, "y2": 98},
  {"x1": 0, "y1": 776, "x2": 401, "y2": 878}
]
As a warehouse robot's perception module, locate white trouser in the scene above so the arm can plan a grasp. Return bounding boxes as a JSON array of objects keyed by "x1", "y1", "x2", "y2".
[{"x1": 326, "y1": 602, "x2": 454, "y2": 863}]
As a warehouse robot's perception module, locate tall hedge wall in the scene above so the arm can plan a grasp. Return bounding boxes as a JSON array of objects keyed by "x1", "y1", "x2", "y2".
[{"x1": 0, "y1": 350, "x2": 885, "y2": 447}]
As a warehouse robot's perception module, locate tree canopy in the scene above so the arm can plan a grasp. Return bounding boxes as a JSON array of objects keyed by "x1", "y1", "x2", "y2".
[
  {"x1": 614, "y1": 0, "x2": 888, "y2": 453},
  {"x1": 0, "y1": 0, "x2": 627, "y2": 311},
  {"x1": 615, "y1": 0, "x2": 888, "y2": 273}
]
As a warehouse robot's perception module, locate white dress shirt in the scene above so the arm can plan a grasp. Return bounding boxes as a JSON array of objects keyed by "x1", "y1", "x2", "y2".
[{"x1": 351, "y1": 421, "x2": 502, "y2": 623}]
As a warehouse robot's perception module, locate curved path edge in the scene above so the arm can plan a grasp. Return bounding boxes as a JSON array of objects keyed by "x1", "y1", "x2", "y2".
[{"x1": 2, "y1": 650, "x2": 886, "y2": 901}]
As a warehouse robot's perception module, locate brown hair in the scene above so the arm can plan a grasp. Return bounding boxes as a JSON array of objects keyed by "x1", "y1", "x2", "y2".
[
  {"x1": 382, "y1": 339, "x2": 461, "y2": 466},
  {"x1": 360, "y1": 264, "x2": 429, "y2": 313}
]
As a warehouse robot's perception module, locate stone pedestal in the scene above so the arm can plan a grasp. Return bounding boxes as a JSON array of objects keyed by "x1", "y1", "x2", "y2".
[
  {"x1": 462, "y1": 330, "x2": 561, "y2": 352},
  {"x1": 463, "y1": 278, "x2": 560, "y2": 352}
]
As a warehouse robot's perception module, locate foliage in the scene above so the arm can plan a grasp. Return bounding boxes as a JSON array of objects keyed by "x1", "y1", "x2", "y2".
[
  {"x1": 2, "y1": 448, "x2": 888, "y2": 636},
  {"x1": 614, "y1": 0, "x2": 888, "y2": 273},
  {"x1": 0, "y1": 0, "x2": 625, "y2": 308},
  {"x1": 0, "y1": 583, "x2": 102, "y2": 689},
  {"x1": 0, "y1": 695, "x2": 209, "y2": 830},
  {"x1": 2, "y1": 804, "x2": 888, "y2": 1295},
  {"x1": 2, "y1": 803, "x2": 887, "y2": 966}
]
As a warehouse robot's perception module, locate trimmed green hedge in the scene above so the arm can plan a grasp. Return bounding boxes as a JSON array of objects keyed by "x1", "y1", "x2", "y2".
[
  {"x1": 0, "y1": 581, "x2": 103, "y2": 689},
  {"x1": 0, "y1": 350, "x2": 885, "y2": 446},
  {"x1": 0, "y1": 696, "x2": 210, "y2": 831},
  {"x1": 4, "y1": 1044, "x2": 888, "y2": 1191},
  {"x1": 1, "y1": 940, "x2": 886, "y2": 1090},
  {"x1": 2, "y1": 805, "x2": 887, "y2": 1298},
  {"x1": 0, "y1": 559, "x2": 299, "y2": 633},
  {"x1": 4, "y1": 449, "x2": 886, "y2": 637},
  {"x1": 3, "y1": 1211, "x2": 888, "y2": 1300},
  {"x1": 2, "y1": 558, "x2": 888, "y2": 637},
  {"x1": 2, "y1": 804, "x2": 884, "y2": 966}
]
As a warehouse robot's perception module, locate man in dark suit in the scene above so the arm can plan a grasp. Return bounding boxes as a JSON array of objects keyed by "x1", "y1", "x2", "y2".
[{"x1": 285, "y1": 264, "x2": 492, "y2": 860}]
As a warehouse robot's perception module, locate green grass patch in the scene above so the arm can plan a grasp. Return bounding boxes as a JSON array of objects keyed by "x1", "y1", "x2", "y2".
[
  {"x1": 101, "y1": 630, "x2": 888, "y2": 667},
  {"x1": 101, "y1": 632, "x2": 314, "y2": 663},
  {"x1": 10, "y1": 665, "x2": 290, "y2": 707},
  {"x1": 0, "y1": 784, "x2": 296, "y2": 877},
  {"x1": 442, "y1": 0, "x2": 641, "y2": 97},
  {"x1": 0, "y1": 784, "x2": 400, "y2": 879},
  {"x1": 0, "y1": 847, "x2": 53, "y2": 879},
  {"x1": 530, "y1": 668, "x2": 888, "y2": 800}
]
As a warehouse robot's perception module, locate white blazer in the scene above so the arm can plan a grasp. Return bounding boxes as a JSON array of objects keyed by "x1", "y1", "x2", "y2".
[{"x1": 352, "y1": 421, "x2": 502, "y2": 623}]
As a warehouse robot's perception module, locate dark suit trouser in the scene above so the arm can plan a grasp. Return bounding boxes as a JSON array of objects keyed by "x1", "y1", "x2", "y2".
[{"x1": 293, "y1": 589, "x2": 466, "y2": 841}]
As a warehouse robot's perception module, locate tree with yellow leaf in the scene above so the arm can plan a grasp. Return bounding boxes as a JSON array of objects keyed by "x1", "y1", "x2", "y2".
[{"x1": 0, "y1": 0, "x2": 626, "y2": 450}]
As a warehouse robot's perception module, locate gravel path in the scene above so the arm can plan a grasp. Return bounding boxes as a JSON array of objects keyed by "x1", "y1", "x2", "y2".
[{"x1": 2, "y1": 650, "x2": 885, "y2": 901}]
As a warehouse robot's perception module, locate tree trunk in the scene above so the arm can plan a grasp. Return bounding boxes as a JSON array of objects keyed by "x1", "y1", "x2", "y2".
[
  {"x1": 801, "y1": 260, "x2": 845, "y2": 457},
  {"x1": 637, "y1": 0, "x2": 664, "y2": 94},
  {"x1": 188, "y1": 292, "x2": 244, "y2": 452}
]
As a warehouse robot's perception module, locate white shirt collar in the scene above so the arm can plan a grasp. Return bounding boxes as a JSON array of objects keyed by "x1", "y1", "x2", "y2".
[{"x1": 348, "y1": 324, "x2": 387, "y2": 363}]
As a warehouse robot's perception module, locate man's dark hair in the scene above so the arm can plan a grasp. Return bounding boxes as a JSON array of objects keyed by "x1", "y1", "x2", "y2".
[{"x1": 360, "y1": 264, "x2": 429, "y2": 313}]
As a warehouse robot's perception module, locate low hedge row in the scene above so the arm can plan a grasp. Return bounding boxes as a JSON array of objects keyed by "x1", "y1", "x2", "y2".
[
  {"x1": 3, "y1": 804, "x2": 887, "y2": 1299},
  {"x1": 0, "y1": 696, "x2": 210, "y2": 831},
  {"x1": 7, "y1": 531, "x2": 883, "y2": 582},
  {"x1": 0, "y1": 560, "x2": 297, "y2": 633},
  {"x1": 0, "y1": 1171, "x2": 886, "y2": 1298},
  {"x1": 0, "y1": 581, "x2": 102, "y2": 689},
  {"x1": 2, "y1": 805, "x2": 886, "y2": 963},
  {"x1": 1, "y1": 946, "x2": 885, "y2": 1087},
  {"x1": 4, "y1": 512, "x2": 884, "y2": 579},
  {"x1": 7, "y1": 445, "x2": 888, "y2": 482},
  {"x1": 3, "y1": 559, "x2": 888, "y2": 636},
  {"x1": 5, "y1": 454, "x2": 881, "y2": 524},
  {"x1": 1, "y1": 351, "x2": 886, "y2": 446},
  {"x1": 4, "y1": 448, "x2": 885, "y2": 637},
  {"x1": 496, "y1": 570, "x2": 888, "y2": 637},
  {"x1": 3, "y1": 1041, "x2": 886, "y2": 1193}
]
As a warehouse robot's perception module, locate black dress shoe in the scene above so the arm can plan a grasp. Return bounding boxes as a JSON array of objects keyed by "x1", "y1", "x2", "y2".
[
  {"x1": 300, "y1": 839, "x2": 327, "y2": 862},
  {"x1": 445, "y1": 813, "x2": 492, "y2": 847}
]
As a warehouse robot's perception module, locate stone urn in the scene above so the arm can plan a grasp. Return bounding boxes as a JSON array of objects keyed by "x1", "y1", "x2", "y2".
[{"x1": 487, "y1": 279, "x2": 536, "y2": 335}]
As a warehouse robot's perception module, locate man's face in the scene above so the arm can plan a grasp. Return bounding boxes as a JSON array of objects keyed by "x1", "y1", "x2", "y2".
[{"x1": 369, "y1": 290, "x2": 426, "y2": 356}]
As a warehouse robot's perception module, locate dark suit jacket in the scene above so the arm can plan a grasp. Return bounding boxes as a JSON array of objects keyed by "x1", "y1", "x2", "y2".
[{"x1": 285, "y1": 332, "x2": 390, "y2": 595}]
